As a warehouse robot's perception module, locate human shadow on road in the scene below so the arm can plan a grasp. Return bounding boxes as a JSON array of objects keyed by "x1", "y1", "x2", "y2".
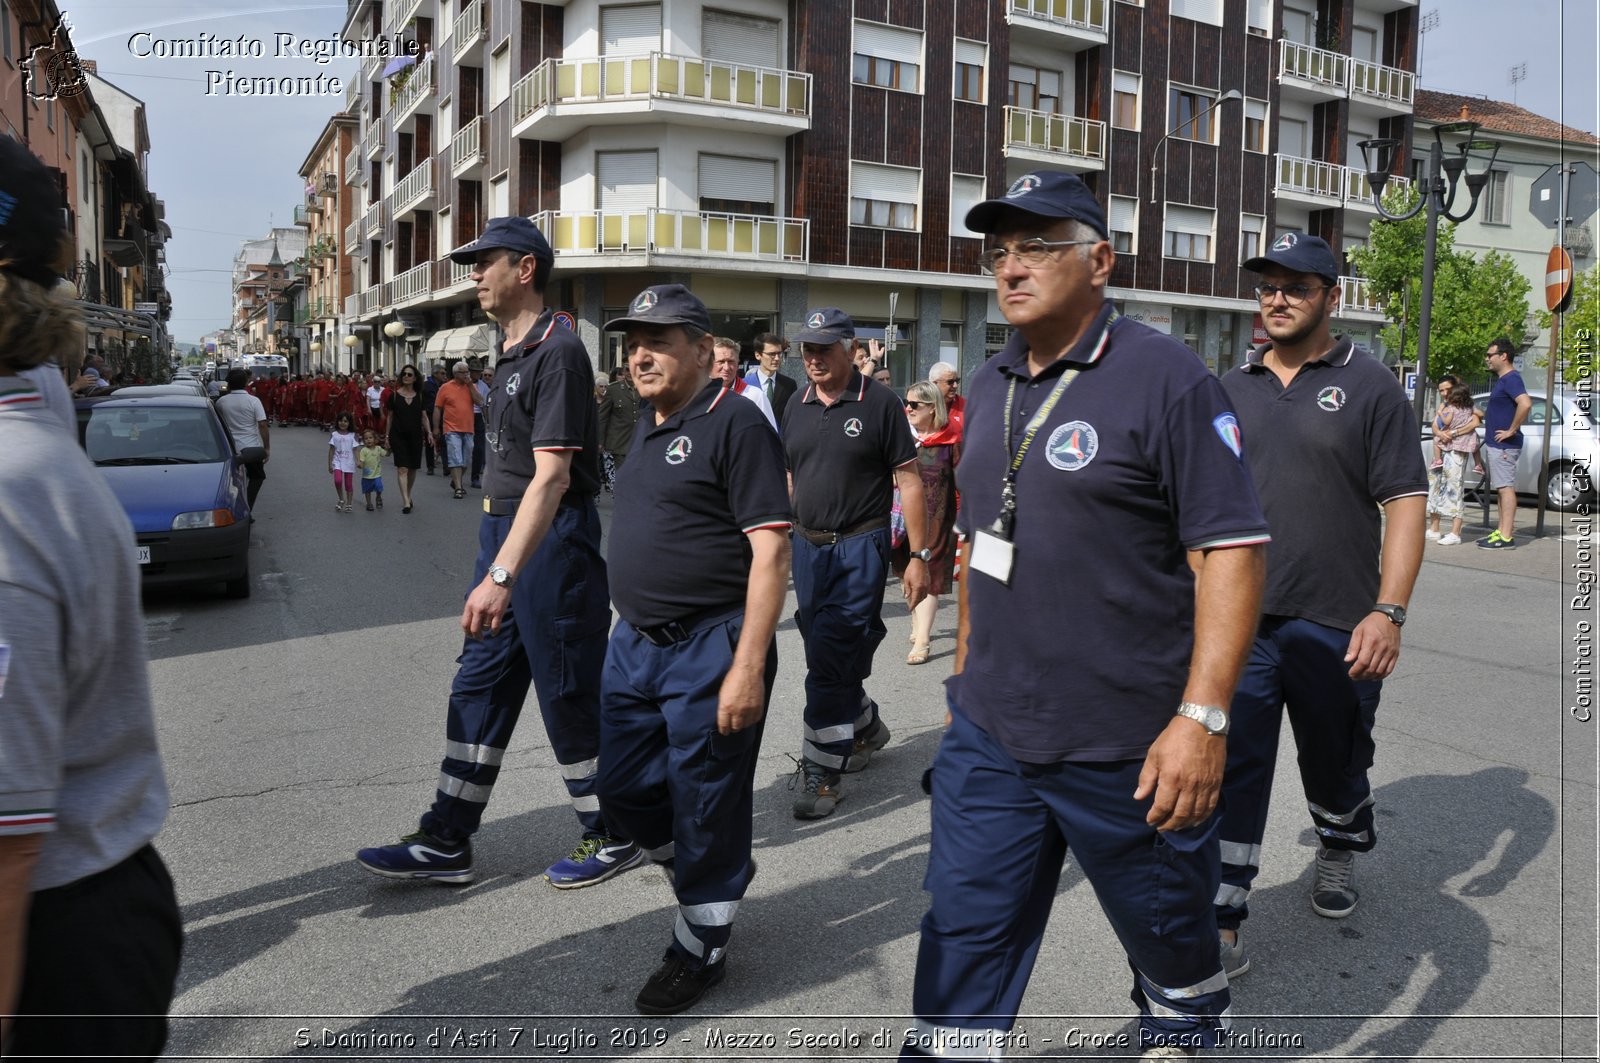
[{"x1": 1224, "y1": 767, "x2": 1553, "y2": 1061}]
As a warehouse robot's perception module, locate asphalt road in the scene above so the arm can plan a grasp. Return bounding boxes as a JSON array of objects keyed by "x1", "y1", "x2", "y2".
[{"x1": 138, "y1": 425, "x2": 1595, "y2": 1062}]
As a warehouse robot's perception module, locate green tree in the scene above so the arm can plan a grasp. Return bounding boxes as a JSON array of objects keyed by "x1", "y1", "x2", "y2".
[
  {"x1": 1536, "y1": 263, "x2": 1600, "y2": 380},
  {"x1": 1349, "y1": 186, "x2": 1531, "y2": 383}
]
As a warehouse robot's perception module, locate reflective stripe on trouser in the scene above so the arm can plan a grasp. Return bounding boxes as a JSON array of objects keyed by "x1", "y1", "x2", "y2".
[
  {"x1": 598, "y1": 617, "x2": 771, "y2": 966},
  {"x1": 903, "y1": 703, "x2": 1230, "y2": 1059},
  {"x1": 422, "y1": 503, "x2": 613, "y2": 842},
  {"x1": 791, "y1": 529, "x2": 889, "y2": 770},
  {"x1": 1215, "y1": 615, "x2": 1382, "y2": 930}
]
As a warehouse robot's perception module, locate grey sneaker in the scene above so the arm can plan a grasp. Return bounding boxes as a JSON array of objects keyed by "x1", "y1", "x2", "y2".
[
  {"x1": 791, "y1": 761, "x2": 843, "y2": 819},
  {"x1": 1311, "y1": 846, "x2": 1358, "y2": 918},
  {"x1": 1220, "y1": 931, "x2": 1250, "y2": 979}
]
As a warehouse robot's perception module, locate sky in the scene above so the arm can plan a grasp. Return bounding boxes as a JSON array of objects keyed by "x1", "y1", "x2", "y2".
[{"x1": 45, "y1": 0, "x2": 1600, "y2": 345}]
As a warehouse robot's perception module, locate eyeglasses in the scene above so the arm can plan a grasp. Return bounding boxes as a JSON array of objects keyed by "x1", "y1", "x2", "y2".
[
  {"x1": 905, "y1": 400, "x2": 929, "y2": 410},
  {"x1": 979, "y1": 239, "x2": 1097, "y2": 274},
  {"x1": 401, "y1": 371, "x2": 416, "y2": 378},
  {"x1": 1253, "y1": 283, "x2": 1329, "y2": 305}
]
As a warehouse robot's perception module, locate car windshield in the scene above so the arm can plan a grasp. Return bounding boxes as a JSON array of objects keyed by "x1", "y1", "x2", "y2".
[{"x1": 83, "y1": 407, "x2": 228, "y2": 465}]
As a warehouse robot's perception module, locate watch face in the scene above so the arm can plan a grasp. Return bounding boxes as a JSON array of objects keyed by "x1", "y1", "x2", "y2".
[{"x1": 1203, "y1": 708, "x2": 1227, "y2": 733}]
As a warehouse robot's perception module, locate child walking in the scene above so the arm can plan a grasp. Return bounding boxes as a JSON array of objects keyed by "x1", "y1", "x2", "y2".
[
  {"x1": 329, "y1": 412, "x2": 358, "y2": 513},
  {"x1": 358, "y1": 429, "x2": 387, "y2": 511}
]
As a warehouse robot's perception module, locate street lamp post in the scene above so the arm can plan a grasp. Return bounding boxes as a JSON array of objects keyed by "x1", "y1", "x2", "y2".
[
  {"x1": 1147, "y1": 89, "x2": 1244, "y2": 205},
  {"x1": 1359, "y1": 121, "x2": 1501, "y2": 424}
]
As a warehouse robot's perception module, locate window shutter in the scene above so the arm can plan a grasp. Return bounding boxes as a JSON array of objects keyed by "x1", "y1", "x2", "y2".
[
  {"x1": 700, "y1": 155, "x2": 777, "y2": 202},
  {"x1": 1170, "y1": 0, "x2": 1224, "y2": 27},
  {"x1": 1246, "y1": 0, "x2": 1272, "y2": 34},
  {"x1": 853, "y1": 21, "x2": 921, "y2": 64},
  {"x1": 954, "y1": 39, "x2": 985, "y2": 67},
  {"x1": 601, "y1": 4, "x2": 662, "y2": 55},
  {"x1": 1109, "y1": 196, "x2": 1137, "y2": 234},
  {"x1": 852, "y1": 162, "x2": 920, "y2": 204},
  {"x1": 949, "y1": 175, "x2": 986, "y2": 238},
  {"x1": 703, "y1": 10, "x2": 780, "y2": 67},
  {"x1": 598, "y1": 151, "x2": 658, "y2": 211},
  {"x1": 1114, "y1": 71, "x2": 1139, "y2": 95},
  {"x1": 1166, "y1": 205, "x2": 1214, "y2": 235}
]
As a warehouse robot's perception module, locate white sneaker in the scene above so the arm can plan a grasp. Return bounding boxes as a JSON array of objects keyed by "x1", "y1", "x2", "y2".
[
  {"x1": 1437, "y1": 533, "x2": 1461, "y2": 546},
  {"x1": 1425, "y1": 529, "x2": 1441, "y2": 540}
]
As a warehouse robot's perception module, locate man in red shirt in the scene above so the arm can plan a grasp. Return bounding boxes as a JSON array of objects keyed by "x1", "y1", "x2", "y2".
[
  {"x1": 432, "y1": 361, "x2": 482, "y2": 498},
  {"x1": 929, "y1": 362, "x2": 965, "y2": 437}
]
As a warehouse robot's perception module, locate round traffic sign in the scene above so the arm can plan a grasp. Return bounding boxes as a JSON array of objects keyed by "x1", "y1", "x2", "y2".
[{"x1": 1546, "y1": 245, "x2": 1574, "y2": 312}]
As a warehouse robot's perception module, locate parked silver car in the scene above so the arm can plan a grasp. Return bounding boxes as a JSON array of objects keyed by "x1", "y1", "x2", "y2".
[{"x1": 1422, "y1": 389, "x2": 1597, "y2": 511}]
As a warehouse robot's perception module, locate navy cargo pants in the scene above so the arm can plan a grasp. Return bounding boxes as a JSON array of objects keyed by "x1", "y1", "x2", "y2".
[
  {"x1": 1215, "y1": 615, "x2": 1382, "y2": 931},
  {"x1": 598, "y1": 613, "x2": 773, "y2": 966},
  {"x1": 420, "y1": 502, "x2": 615, "y2": 843},
  {"x1": 904, "y1": 704, "x2": 1231, "y2": 1058},
  {"x1": 791, "y1": 527, "x2": 889, "y2": 772}
]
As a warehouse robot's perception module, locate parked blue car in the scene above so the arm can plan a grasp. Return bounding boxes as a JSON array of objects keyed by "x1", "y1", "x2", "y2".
[{"x1": 75, "y1": 394, "x2": 258, "y2": 598}]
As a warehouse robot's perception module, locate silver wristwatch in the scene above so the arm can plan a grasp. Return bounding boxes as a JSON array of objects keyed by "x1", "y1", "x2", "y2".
[
  {"x1": 912, "y1": 547, "x2": 933, "y2": 562},
  {"x1": 1175, "y1": 701, "x2": 1229, "y2": 736},
  {"x1": 487, "y1": 564, "x2": 515, "y2": 588}
]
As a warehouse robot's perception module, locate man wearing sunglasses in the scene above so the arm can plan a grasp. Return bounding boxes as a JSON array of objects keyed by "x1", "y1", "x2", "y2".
[
  {"x1": 1215, "y1": 232, "x2": 1426, "y2": 978},
  {"x1": 902, "y1": 171, "x2": 1268, "y2": 1061}
]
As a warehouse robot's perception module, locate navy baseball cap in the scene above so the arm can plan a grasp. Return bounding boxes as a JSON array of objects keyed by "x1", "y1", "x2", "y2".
[
  {"x1": 604, "y1": 284, "x2": 713, "y2": 334},
  {"x1": 793, "y1": 307, "x2": 856, "y2": 346},
  {"x1": 0, "y1": 136, "x2": 68, "y2": 287},
  {"x1": 1243, "y1": 231, "x2": 1338, "y2": 283},
  {"x1": 448, "y1": 216, "x2": 553, "y2": 265},
  {"x1": 964, "y1": 170, "x2": 1109, "y2": 240}
]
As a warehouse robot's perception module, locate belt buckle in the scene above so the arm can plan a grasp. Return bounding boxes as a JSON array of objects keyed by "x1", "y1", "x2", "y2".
[{"x1": 482, "y1": 496, "x2": 491, "y2": 513}]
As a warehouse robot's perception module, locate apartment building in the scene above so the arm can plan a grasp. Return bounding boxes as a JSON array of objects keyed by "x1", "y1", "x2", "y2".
[
  {"x1": 230, "y1": 229, "x2": 309, "y2": 360},
  {"x1": 294, "y1": 113, "x2": 362, "y2": 370},
  {"x1": 326, "y1": 0, "x2": 1419, "y2": 379},
  {"x1": 2, "y1": 0, "x2": 173, "y2": 373}
]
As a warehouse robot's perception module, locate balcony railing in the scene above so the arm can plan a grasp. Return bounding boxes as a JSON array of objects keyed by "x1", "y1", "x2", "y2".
[
  {"x1": 393, "y1": 158, "x2": 434, "y2": 216},
  {"x1": 390, "y1": 60, "x2": 434, "y2": 125},
  {"x1": 345, "y1": 144, "x2": 362, "y2": 184},
  {"x1": 359, "y1": 283, "x2": 382, "y2": 316},
  {"x1": 452, "y1": 0, "x2": 485, "y2": 61},
  {"x1": 389, "y1": 0, "x2": 424, "y2": 33},
  {"x1": 1003, "y1": 107, "x2": 1106, "y2": 165},
  {"x1": 514, "y1": 52, "x2": 811, "y2": 126},
  {"x1": 1338, "y1": 275, "x2": 1383, "y2": 314},
  {"x1": 293, "y1": 204, "x2": 310, "y2": 226},
  {"x1": 364, "y1": 201, "x2": 384, "y2": 239},
  {"x1": 1277, "y1": 39, "x2": 1350, "y2": 93},
  {"x1": 447, "y1": 258, "x2": 475, "y2": 287},
  {"x1": 1006, "y1": 0, "x2": 1109, "y2": 36},
  {"x1": 345, "y1": 218, "x2": 361, "y2": 251},
  {"x1": 1349, "y1": 56, "x2": 1414, "y2": 106},
  {"x1": 345, "y1": 293, "x2": 361, "y2": 318},
  {"x1": 1275, "y1": 154, "x2": 1410, "y2": 209},
  {"x1": 391, "y1": 261, "x2": 431, "y2": 304},
  {"x1": 533, "y1": 208, "x2": 808, "y2": 263},
  {"x1": 451, "y1": 116, "x2": 484, "y2": 175}
]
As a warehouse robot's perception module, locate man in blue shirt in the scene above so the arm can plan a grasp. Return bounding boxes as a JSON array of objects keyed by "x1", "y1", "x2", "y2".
[
  {"x1": 1478, "y1": 337, "x2": 1532, "y2": 549},
  {"x1": 901, "y1": 171, "x2": 1269, "y2": 1061}
]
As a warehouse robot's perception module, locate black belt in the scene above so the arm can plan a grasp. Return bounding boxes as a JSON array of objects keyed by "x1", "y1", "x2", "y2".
[
  {"x1": 794, "y1": 516, "x2": 890, "y2": 546},
  {"x1": 482, "y1": 494, "x2": 585, "y2": 516},
  {"x1": 632, "y1": 606, "x2": 743, "y2": 648}
]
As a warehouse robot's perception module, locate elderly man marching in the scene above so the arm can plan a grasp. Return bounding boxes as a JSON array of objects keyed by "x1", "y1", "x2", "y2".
[
  {"x1": 902, "y1": 171, "x2": 1269, "y2": 1060},
  {"x1": 783, "y1": 308, "x2": 930, "y2": 819},
  {"x1": 594, "y1": 284, "x2": 791, "y2": 1015}
]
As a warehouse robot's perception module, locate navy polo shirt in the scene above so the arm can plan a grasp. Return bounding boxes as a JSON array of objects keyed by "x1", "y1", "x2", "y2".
[
  {"x1": 782, "y1": 370, "x2": 917, "y2": 530},
  {"x1": 1222, "y1": 338, "x2": 1428, "y2": 631},
  {"x1": 609, "y1": 381, "x2": 792, "y2": 629},
  {"x1": 481, "y1": 312, "x2": 603, "y2": 502},
  {"x1": 951, "y1": 302, "x2": 1270, "y2": 765},
  {"x1": 1484, "y1": 369, "x2": 1529, "y2": 449}
]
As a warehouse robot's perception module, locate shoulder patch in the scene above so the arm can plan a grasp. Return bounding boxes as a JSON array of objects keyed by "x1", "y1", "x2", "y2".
[{"x1": 1213, "y1": 413, "x2": 1243, "y2": 458}]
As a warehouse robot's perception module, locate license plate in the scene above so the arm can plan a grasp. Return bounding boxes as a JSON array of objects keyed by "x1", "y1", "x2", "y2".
[{"x1": 136, "y1": 545, "x2": 151, "y2": 565}]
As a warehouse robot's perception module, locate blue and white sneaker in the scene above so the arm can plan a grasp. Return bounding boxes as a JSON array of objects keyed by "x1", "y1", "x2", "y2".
[
  {"x1": 356, "y1": 831, "x2": 474, "y2": 885},
  {"x1": 544, "y1": 836, "x2": 645, "y2": 889}
]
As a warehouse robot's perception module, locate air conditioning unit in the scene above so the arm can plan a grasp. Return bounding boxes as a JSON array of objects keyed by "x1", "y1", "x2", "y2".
[{"x1": 1567, "y1": 223, "x2": 1594, "y2": 260}]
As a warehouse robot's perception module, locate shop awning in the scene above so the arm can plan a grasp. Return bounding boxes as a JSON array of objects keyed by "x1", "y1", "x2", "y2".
[{"x1": 422, "y1": 324, "x2": 497, "y2": 361}]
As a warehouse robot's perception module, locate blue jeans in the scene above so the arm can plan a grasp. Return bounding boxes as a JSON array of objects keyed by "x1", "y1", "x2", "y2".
[
  {"x1": 445, "y1": 431, "x2": 473, "y2": 470},
  {"x1": 421, "y1": 502, "x2": 614, "y2": 842}
]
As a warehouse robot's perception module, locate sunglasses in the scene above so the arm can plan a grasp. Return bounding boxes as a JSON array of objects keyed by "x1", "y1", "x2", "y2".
[{"x1": 905, "y1": 400, "x2": 929, "y2": 410}]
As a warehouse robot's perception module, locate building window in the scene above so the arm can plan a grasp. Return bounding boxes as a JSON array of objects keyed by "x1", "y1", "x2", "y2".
[
  {"x1": 1243, "y1": 99, "x2": 1268, "y2": 152},
  {"x1": 1169, "y1": 0, "x2": 1223, "y2": 27},
  {"x1": 1246, "y1": 0, "x2": 1272, "y2": 36},
  {"x1": 954, "y1": 39, "x2": 985, "y2": 103},
  {"x1": 1008, "y1": 64, "x2": 1061, "y2": 113},
  {"x1": 1112, "y1": 71, "x2": 1140, "y2": 130},
  {"x1": 950, "y1": 174, "x2": 986, "y2": 239},
  {"x1": 1168, "y1": 86, "x2": 1221, "y2": 144},
  {"x1": 1109, "y1": 195, "x2": 1138, "y2": 254},
  {"x1": 699, "y1": 154, "x2": 776, "y2": 216},
  {"x1": 1483, "y1": 170, "x2": 1510, "y2": 225},
  {"x1": 853, "y1": 21, "x2": 922, "y2": 93},
  {"x1": 1164, "y1": 205, "x2": 1215, "y2": 261},
  {"x1": 602, "y1": 3, "x2": 662, "y2": 54},
  {"x1": 489, "y1": 43, "x2": 510, "y2": 108},
  {"x1": 1240, "y1": 213, "x2": 1265, "y2": 261},
  {"x1": 850, "y1": 161, "x2": 919, "y2": 230}
]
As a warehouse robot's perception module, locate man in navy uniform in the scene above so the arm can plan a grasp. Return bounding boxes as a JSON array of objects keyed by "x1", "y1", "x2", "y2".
[
  {"x1": 783, "y1": 308, "x2": 930, "y2": 819},
  {"x1": 902, "y1": 171, "x2": 1269, "y2": 1060},
  {"x1": 596, "y1": 285, "x2": 791, "y2": 1014},
  {"x1": 358, "y1": 217, "x2": 638, "y2": 889},
  {"x1": 1215, "y1": 233, "x2": 1426, "y2": 976}
]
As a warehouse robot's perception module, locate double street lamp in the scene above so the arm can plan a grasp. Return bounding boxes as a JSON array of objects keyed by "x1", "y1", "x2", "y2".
[{"x1": 1359, "y1": 121, "x2": 1502, "y2": 422}]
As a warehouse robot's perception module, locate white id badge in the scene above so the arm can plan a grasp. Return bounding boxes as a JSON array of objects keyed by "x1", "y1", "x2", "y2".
[{"x1": 969, "y1": 529, "x2": 1016, "y2": 585}]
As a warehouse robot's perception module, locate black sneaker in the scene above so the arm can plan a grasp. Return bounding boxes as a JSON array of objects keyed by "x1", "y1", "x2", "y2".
[
  {"x1": 635, "y1": 949, "x2": 725, "y2": 1015},
  {"x1": 790, "y1": 760, "x2": 843, "y2": 820}
]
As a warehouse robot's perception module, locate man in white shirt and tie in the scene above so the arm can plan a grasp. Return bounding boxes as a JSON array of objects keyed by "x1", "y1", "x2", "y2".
[{"x1": 741, "y1": 332, "x2": 796, "y2": 426}]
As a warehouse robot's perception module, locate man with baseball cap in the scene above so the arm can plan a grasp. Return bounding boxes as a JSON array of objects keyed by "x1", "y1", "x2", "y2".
[
  {"x1": 783, "y1": 306, "x2": 929, "y2": 819},
  {"x1": 902, "y1": 170, "x2": 1268, "y2": 1060},
  {"x1": 596, "y1": 284, "x2": 791, "y2": 1014},
  {"x1": 359, "y1": 217, "x2": 639, "y2": 890},
  {"x1": 1214, "y1": 232, "x2": 1425, "y2": 977}
]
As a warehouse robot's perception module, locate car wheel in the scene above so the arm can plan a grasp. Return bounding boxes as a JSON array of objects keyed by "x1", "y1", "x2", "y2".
[
  {"x1": 1545, "y1": 461, "x2": 1592, "y2": 512},
  {"x1": 224, "y1": 567, "x2": 251, "y2": 599}
]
